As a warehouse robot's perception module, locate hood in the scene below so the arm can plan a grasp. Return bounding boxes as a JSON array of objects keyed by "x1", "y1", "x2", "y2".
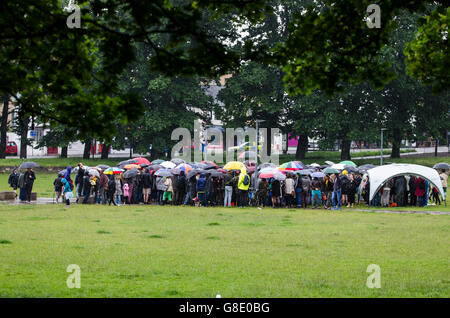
[{"x1": 180, "y1": 171, "x2": 185, "y2": 176}]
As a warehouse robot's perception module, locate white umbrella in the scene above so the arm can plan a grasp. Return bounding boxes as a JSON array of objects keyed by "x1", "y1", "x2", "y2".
[
  {"x1": 310, "y1": 163, "x2": 320, "y2": 168},
  {"x1": 161, "y1": 161, "x2": 176, "y2": 169},
  {"x1": 331, "y1": 163, "x2": 345, "y2": 170}
]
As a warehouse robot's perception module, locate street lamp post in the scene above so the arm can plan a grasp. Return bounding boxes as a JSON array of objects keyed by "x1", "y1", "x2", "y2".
[
  {"x1": 255, "y1": 120, "x2": 265, "y2": 171},
  {"x1": 380, "y1": 128, "x2": 387, "y2": 166}
]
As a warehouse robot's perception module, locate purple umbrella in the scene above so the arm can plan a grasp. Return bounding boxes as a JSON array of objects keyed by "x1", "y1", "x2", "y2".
[{"x1": 311, "y1": 171, "x2": 325, "y2": 179}]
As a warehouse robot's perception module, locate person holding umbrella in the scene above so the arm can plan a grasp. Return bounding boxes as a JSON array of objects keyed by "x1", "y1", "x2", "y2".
[
  {"x1": 440, "y1": 170, "x2": 448, "y2": 196},
  {"x1": 331, "y1": 173, "x2": 342, "y2": 211},
  {"x1": 196, "y1": 173, "x2": 207, "y2": 206},
  {"x1": 75, "y1": 163, "x2": 85, "y2": 202},
  {"x1": 237, "y1": 169, "x2": 250, "y2": 207},
  {"x1": 162, "y1": 176, "x2": 173, "y2": 205},
  {"x1": 223, "y1": 170, "x2": 233, "y2": 207},
  {"x1": 24, "y1": 168, "x2": 36, "y2": 202}
]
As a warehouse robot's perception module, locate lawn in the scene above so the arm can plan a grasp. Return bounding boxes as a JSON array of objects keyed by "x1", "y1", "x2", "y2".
[{"x1": 0, "y1": 204, "x2": 448, "y2": 297}]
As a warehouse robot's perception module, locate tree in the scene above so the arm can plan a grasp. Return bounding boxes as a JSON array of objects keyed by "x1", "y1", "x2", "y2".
[{"x1": 0, "y1": 94, "x2": 9, "y2": 159}]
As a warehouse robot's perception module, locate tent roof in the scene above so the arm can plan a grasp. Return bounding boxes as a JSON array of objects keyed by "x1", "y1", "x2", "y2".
[{"x1": 366, "y1": 164, "x2": 446, "y2": 202}]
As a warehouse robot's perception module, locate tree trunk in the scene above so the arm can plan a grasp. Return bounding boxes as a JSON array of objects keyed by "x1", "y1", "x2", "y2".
[
  {"x1": 283, "y1": 133, "x2": 288, "y2": 155},
  {"x1": 340, "y1": 139, "x2": 351, "y2": 160},
  {"x1": 390, "y1": 128, "x2": 401, "y2": 158},
  {"x1": 19, "y1": 116, "x2": 29, "y2": 159},
  {"x1": 295, "y1": 134, "x2": 308, "y2": 160},
  {"x1": 61, "y1": 146, "x2": 68, "y2": 158},
  {"x1": 266, "y1": 128, "x2": 271, "y2": 156},
  {"x1": 0, "y1": 94, "x2": 9, "y2": 159},
  {"x1": 101, "y1": 144, "x2": 109, "y2": 159},
  {"x1": 83, "y1": 138, "x2": 91, "y2": 159}
]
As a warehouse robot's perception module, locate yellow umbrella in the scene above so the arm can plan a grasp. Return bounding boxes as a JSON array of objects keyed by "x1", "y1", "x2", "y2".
[{"x1": 223, "y1": 161, "x2": 247, "y2": 172}]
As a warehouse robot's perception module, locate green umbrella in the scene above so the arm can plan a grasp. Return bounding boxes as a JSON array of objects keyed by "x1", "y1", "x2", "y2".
[
  {"x1": 151, "y1": 159, "x2": 164, "y2": 164},
  {"x1": 323, "y1": 167, "x2": 340, "y2": 174},
  {"x1": 339, "y1": 160, "x2": 357, "y2": 167}
]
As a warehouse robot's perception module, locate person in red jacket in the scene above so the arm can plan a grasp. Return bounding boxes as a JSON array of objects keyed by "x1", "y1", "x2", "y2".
[{"x1": 414, "y1": 177, "x2": 426, "y2": 207}]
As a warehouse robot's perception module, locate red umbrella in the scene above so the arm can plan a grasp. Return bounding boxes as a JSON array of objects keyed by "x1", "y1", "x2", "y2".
[
  {"x1": 217, "y1": 168, "x2": 227, "y2": 174},
  {"x1": 133, "y1": 157, "x2": 151, "y2": 165},
  {"x1": 202, "y1": 160, "x2": 218, "y2": 167}
]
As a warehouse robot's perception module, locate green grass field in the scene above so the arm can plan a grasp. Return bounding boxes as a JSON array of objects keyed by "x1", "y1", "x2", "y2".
[{"x1": 0, "y1": 205, "x2": 448, "y2": 298}]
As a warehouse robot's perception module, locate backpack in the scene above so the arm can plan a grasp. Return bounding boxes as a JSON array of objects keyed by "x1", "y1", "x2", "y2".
[{"x1": 243, "y1": 175, "x2": 250, "y2": 186}]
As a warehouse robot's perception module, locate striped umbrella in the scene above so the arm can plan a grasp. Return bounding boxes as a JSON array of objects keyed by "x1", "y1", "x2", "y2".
[
  {"x1": 279, "y1": 161, "x2": 303, "y2": 171},
  {"x1": 104, "y1": 167, "x2": 124, "y2": 175}
]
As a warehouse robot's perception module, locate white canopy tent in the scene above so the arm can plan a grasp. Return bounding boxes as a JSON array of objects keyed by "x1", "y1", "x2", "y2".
[{"x1": 364, "y1": 164, "x2": 446, "y2": 203}]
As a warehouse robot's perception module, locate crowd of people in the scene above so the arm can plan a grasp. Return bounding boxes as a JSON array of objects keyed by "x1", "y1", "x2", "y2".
[
  {"x1": 360, "y1": 171, "x2": 448, "y2": 208},
  {"x1": 7, "y1": 167, "x2": 36, "y2": 202},
  {"x1": 20, "y1": 161, "x2": 445, "y2": 209}
]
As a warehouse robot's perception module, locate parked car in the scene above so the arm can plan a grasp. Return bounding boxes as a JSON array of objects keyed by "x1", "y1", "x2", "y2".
[{"x1": 5, "y1": 141, "x2": 17, "y2": 156}]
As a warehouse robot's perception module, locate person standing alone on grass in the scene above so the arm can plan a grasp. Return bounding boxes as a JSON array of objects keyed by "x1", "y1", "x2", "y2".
[
  {"x1": 24, "y1": 168, "x2": 36, "y2": 202},
  {"x1": 53, "y1": 173, "x2": 63, "y2": 203}
]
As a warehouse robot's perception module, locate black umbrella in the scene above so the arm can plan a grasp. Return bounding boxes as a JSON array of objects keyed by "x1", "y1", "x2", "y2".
[
  {"x1": 187, "y1": 169, "x2": 207, "y2": 179},
  {"x1": 19, "y1": 161, "x2": 40, "y2": 169},
  {"x1": 171, "y1": 158, "x2": 185, "y2": 165},
  {"x1": 343, "y1": 165, "x2": 359, "y2": 173},
  {"x1": 118, "y1": 159, "x2": 138, "y2": 169},
  {"x1": 204, "y1": 163, "x2": 218, "y2": 170},
  {"x1": 148, "y1": 164, "x2": 163, "y2": 171},
  {"x1": 433, "y1": 162, "x2": 450, "y2": 170},
  {"x1": 206, "y1": 170, "x2": 223, "y2": 178},
  {"x1": 123, "y1": 168, "x2": 139, "y2": 178},
  {"x1": 96, "y1": 164, "x2": 110, "y2": 170}
]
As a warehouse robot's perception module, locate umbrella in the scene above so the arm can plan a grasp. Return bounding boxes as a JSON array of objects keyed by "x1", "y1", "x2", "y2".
[
  {"x1": 244, "y1": 160, "x2": 256, "y2": 167},
  {"x1": 124, "y1": 164, "x2": 140, "y2": 170},
  {"x1": 171, "y1": 158, "x2": 185, "y2": 165},
  {"x1": 187, "y1": 169, "x2": 207, "y2": 179},
  {"x1": 19, "y1": 161, "x2": 40, "y2": 169},
  {"x1": 279, "y1": 161, "x2": 303, "y2": 171},
  {"x1": 343, "y1": 165, "x2": 358, "y2": 173},
  {"x1": 323, "y1": 167, "x2": 340, "y2": 174},
  {"x1": 238, "y1": 151, "x2": 258, "y2": 160},
  {"x1": 117, "y1": 159, "x2": 138, "y2": 168},
  {"x1": 202, "y1": 160, "x2": 218, "y2": 167},
  {"x1": 359, "y1": 164, "x2": 377, "y2": 170},
  {"x1": 132, "y1": 157, "x2": 151, "y2": 165},
  {"x1": 204, "y1": 163, "x2": 218, "y2": 170},
  {"x1": 339, "y1": 160, "x2": 357, "y2": 167},
  {"x1": 155, "y1": 169, "x2": 173, "y2": 177},
  {"x1": 139, "y1": 163, "x2": 149, "y2": 168},
  {"x1": 273, "y1": 172, "x2": 286, "y2": 181},
  {"x1": 151, "y1": 159, "x2": 165, "y2": 165},
  {"x1": 88, "y1": 168, "x2": 100, "y2": 177},
  {"x1": 331, "y1": 163, "x2": 346, "y2": 170},
  {"x1": 175, "y1": 163, "x2": 193, "y2": 174},
  {"x1": 258, "y1": 171, "x2": 278, "y2": 179},
  {"x1": 148, "y1": 164, "x2": 163, "y2": 171},
  {"x1": 309, "y1": 163, "x2": 320, "y2": 168},
  {"x1": 206, "y1": 170, "x2": 223, "y2": 178},
  {"x1": 96, "y1": 164, "x2": 110, "y2": 170},
  {"x1": 319, "y1": 164, "x2": 328, "y2": 169},
  {"x1": 169, "y1": 168, "x2": 182, "y2": 175},
  {"x1": 258, "y1": 162, "x2": 278, "y2": 170},
  {"x1": 123, "y1": 168, "x2": 139, "y2": 179},
  {"x1": 223, "y1": 161, "x2": 247, "y2": 171},
  {"x1": 292, "y1": 161, "x2": 306, "y2": 168},
  {"x1": 258, "y1": 167, "x2": 278, "y2": 174},
  {"x1": 433, "y1": 162, "x2": 450, "y2": 170},
  {"x1": 297, "y1": 169, "x2": 313, "y2": 176},
  {"x1": 311, "y1": 171, "x2": 325, "y2": 179},
  {"x1": 246, "y1": 166, "x2": 256, "y2": 174},
  {"x1": 217, "y1": 168, "x2": 228, "y2": 174},
  {"x1": 104, "y1": 167, "x2": 124, "y2": 175},
  {"x1": 58, "y1": 169, "x2": 67, "y2": 176},
  {"x1": 72, "y1": 166, "x2": 88, "y2": 174},
  {"x1": 161, "y1": 161, "x2": 176, "y2": 169},
  {"x1": 190, "y1": 162, "x2": 207, "y2": 169},
  {"x1": 325, "y1": 160, "x2": 335, "y2": 166}
]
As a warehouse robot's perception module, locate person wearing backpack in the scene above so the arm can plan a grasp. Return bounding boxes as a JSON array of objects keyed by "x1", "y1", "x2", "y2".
[
  {"x1": 238, "y1": 170, "x2": 250, "y2": 207},
  {"x1": 53, "y1": 173, "x2": 64, "y2": 203}
]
